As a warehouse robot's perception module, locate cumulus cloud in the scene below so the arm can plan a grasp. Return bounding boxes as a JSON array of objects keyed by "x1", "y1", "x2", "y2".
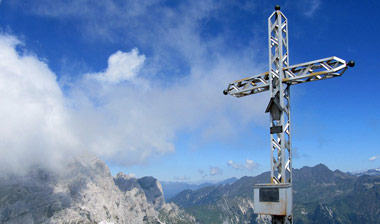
[
  {"x1": 0, "y1": 36, "x2": 172, "y2": 173},
  {"x1": 0, "y1": 0, "x2": 272, "y2": 174},
  {"x1": 209, "y1": 166, "x2": 222, "y2": 176},
  {"x1": 87, "y1": 49, "x2": 145, "y2": 84},
  {"x1": 369, "y1": 156, "x2": 379, "y2": 161},
  {"x1": 228, "y1": 159, "x2": 258, "y2": 170},
  {"x1": 0, "y1": 30, "x2": 268, "y2": 175},
  {"x1": 0, "y1": 35, "x2": 79, "y2": 175},
  {"x1": 68, "y1": 49, "x2": 267, "y2": 167}
]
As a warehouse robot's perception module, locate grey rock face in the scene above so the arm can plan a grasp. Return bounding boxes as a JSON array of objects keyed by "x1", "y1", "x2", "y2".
[
  {"x1": 113, "y1": 173, "x2": 160, "y2": 223},
  {"x1": 114, "y1": 172, "x2": 143, "y2": 192},
  {"x1": 0, "y1": 154, "x2": 197, "y2": 224},
  {"x1": 114, "y1": 173, "x2": 197, "y2": 224},
  {"x1": 137, "y1": 177, "x2": 165, "y2": 210},
  {"x1": 159, "y1": 202, "x2": 197, "y2": 224},
  {"x1": 0, "y1": 154, "x2": 161, "y2": 224}
]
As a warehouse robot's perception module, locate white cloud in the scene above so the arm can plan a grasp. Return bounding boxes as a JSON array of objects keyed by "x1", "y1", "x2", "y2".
[
  {"x1": 209, "y1": 166, "x2": 222, "y2": 176},
  {"x1": 68, "y1": 47, "x2": 267, "y2": 167},
  {"x1": 228, "y1": 159, "x2": 258, "y2": 170},
  {"x1": 0, "y1": 35, "x2": 79, "y2": 175},
  {"x1": 0, "y1": 30, "x2": 268, "y2": 174},
  {"x1": 87, "y1": 49, "x2": 145, "y2": 84},
  {"x1": 369, "y1": 156, "x2": 379, "y2": 161},
  {"x1": 0, "y1": 0, "x2": 271, "y2": 173},
  {"x1": 245, "y1": 159, "x2": 258, "y2": 169},
  {"x1": 227, "y1": 160, "x2": 240, "y2": 169},
  {"x1": 0, "y1": 35, "x2": 174, "y2": 174}
]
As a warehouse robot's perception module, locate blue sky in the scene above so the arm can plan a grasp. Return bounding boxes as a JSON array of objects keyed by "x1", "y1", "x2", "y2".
[{"x1": 0, "y1": 0, "x2": 379, "y2": 182}]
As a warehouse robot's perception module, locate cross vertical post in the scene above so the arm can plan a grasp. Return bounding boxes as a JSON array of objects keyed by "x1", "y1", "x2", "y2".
[
  {"x1": 268, "y1": 6, "x2": 291, "y2": 186},
  {"x1": 268, "y1": 7, "x2": 292, "y2": 223},
  {"x1": 223, "y1": 5, "x2": 354, "y2": 224}
]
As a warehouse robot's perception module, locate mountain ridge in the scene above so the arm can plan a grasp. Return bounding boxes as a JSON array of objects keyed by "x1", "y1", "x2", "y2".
[
  {"x1": 1, "y1": 157, "x2": 379, "y2": 224},
  {"x1": 170, "y1": 164, "x2": 380, "y2": 224},
  {"x1": 0, "y1": 155, "x2": 196, "y2": 224}
]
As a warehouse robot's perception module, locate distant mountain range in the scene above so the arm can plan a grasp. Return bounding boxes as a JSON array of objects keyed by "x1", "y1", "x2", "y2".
[
  {"x1": 1, "y1": 157, "x2": 379, "y2": 224},
  {"x1": 161, "y1": 177, "x2": 238, "y2": 200},
  {"x1": 351, "y1": 167, "x2": 380, "y2": 176},
  {"x1": 169, "y1": 164, "x2": 380, "y2": 224}
]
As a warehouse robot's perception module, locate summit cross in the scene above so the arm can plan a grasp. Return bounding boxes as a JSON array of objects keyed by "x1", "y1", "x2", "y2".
[{"x1": 223, "y1": 5, "x2": 354, "y2": 224}]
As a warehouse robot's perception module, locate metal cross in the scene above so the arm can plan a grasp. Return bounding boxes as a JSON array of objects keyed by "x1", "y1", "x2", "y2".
[{"x1": 223, "y1": 5, "x2": 354, "y2": 224}]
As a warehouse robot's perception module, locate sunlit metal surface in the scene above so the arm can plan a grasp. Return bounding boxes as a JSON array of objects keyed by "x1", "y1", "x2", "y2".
[{"x1": 224, "y1": 5, "x2": 353, "y2": 224}]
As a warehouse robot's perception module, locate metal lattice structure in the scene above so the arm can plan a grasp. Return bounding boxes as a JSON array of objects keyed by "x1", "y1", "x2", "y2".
[
  {"x1": 223, "y1": 6, "x2": 354, "y2": 224},
  {"x1": 268, "y1": 6, "x2": 291, "y2": 187}
]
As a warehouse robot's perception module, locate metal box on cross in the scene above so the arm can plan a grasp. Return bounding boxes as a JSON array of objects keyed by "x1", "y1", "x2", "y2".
[{"x1": 254, "y1": 184, "x2": 292, "y2": 216}]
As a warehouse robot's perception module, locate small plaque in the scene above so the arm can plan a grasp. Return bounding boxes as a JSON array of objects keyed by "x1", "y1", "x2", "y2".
[
  {"x1": 259, "y1": 187, "x2": 279, "y2": 202},
  {"x1": 270, "y1": 125, "x2": 283, "y2": 134}
]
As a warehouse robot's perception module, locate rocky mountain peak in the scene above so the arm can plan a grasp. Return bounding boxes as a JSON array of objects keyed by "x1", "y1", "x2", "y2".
[
  {"x1": 314, "y1": 163, "x2": 330, "y2": 171},
  {"x1": 0, "y1": 155, "x2": 162, "y2": 224},
  {"x1": 114, "y1": 172, "x2": 142, "y2": 193},
  {"x1": 294, "y1": 163, "x2": 335, "y2": 184},
  {"x1": 113, "y1": 173, "x2": 197, "y2": 223},
  {"x1": 137, "y1": 176, "x2": 165, "y2": 210}
]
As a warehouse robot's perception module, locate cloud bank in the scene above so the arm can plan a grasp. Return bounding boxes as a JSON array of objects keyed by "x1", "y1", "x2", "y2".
[
  {"x1": 0, "y1": 35, "x2": 78, "y2": 175},
  {"x1": 0, "y1": 34, "x2": 267, "y2": 175},
  {"x1": 0, "y1": 1, "x2": 270, "y2": 175}
]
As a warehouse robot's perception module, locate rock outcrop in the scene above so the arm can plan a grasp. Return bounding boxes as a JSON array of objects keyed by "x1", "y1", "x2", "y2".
[
  {"x1": 114, "y1": 172, "x2": 197, "y2": 224},
  {"x1": 0, "y1": 154, "x2": 198, "y2": 224},
  {"x1": 0, "y1": 155, "x2": 161, "y2": 223},
  {"x1": 137, "y1": 177, "x2": 165, "y2": 210}
]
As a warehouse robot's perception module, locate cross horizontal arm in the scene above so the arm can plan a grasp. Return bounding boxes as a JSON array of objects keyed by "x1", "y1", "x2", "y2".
[
  {"x1": 283, "y1": 56, "x2": 348, "y2": 85},
  {"x1": 223, "y1": 71, "x2": 270, "y2": 97},
  {"x1": 224, "y1": 56, "x2": 352, "y2": 98}
]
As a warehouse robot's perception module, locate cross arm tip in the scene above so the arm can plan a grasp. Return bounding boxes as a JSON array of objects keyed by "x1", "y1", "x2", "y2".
[{"x1": 347, "y1": 60, "x2": 355, "y2": 67}]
